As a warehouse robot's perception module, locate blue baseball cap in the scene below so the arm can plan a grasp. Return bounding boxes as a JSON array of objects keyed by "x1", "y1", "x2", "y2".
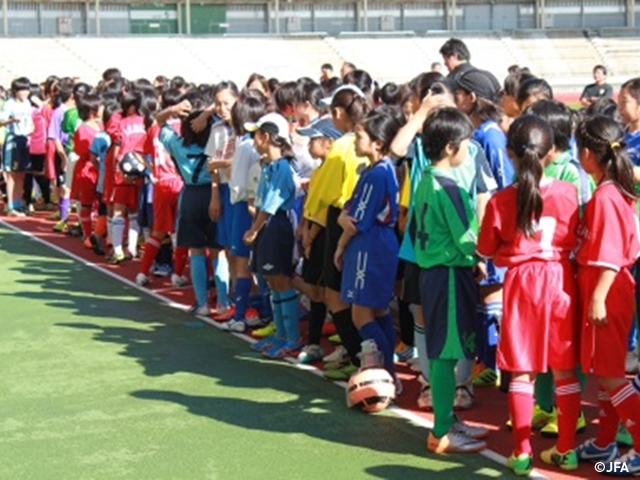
[{"x1": 296, "y1": 117, "x2": 342, "y2": 140}]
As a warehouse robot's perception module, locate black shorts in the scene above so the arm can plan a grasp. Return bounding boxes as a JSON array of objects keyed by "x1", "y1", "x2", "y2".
[
  {"x1": 321, "y1": 206, "x2": 343, "y2": 291},
  {"x1": 176, "y1": 184, "x2": 220, "y2": 249},
  {"x1": 54, "y1": 152, "x2": 66, "y2": 187},
  {"x1": 3, "y1": 134, "x2": 30, "y2": 172},
  {"x1": 254, "y1": 210, "x2": 295, "y2": 277},
  {"x1": 401, "y1": 260, "x2": 421, "y2": 305},
  {"x1": 302, "y1": 224, "x2": 326, "y2": 286},
  {"x1": 29, "y1": 154, "x2": 46, "y2": 174}
]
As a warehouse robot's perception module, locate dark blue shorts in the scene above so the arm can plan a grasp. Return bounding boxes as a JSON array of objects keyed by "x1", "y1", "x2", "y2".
[
  {"x1": 176, "y1": 184, "x2": 220, "y2": 250},
  {"x1": 479, "y1": 259, "x2": 506, "y2": 286},
  {"x1": 302, "y1": 223, "x2": 325, "y2": 286},
  {"x1": 321, "y1": 206, "x2": 343, "y2": 291},
  {"x1": 229, "y1": 200, "x2": 253, "y2": 258},
  {"x1": 254, "y1": 210, "x2": 294, "y2": 276},
  {"x1": 216, "y1": 183, "x2": 233, "y2": 249},
  {"x1": 137, "y1": 181, "x2": 153, "y2": 229},
  {"x1": 3, "y1": 134, "x2": 30, "y2": 172}
]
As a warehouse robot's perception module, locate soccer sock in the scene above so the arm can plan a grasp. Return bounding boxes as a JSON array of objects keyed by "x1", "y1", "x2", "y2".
[
  {"x1": 610, "y1": 382, "x2": 640, "y2": 450},
  {"x1": 270, "y1": 291, "x2": 285, "y2": 338},
  {"x1": 111, "y1": 216, "x2": 125, "y2": 256},
  {"x1": 455, "y1": 359, "x2": 473, "y2": 386},
  {"x1": 212, "y1": 255, "x2": 230, "y2": 308},
  {"x1": 375, "y1": 313, "x2": 397, "y2": 375},
  {"x1": 233, "y1": 277, "x2": 253, "y2": 321},
  {"x1": 23, "y1": 174, "x2": 33, "y2": 205},
  {"x1": 95, "y1": 215, "x2": 107, "y2": 238},
  {"x1": 189, "y1": 253, "x2": 208, "y2": 308},
  {"x1": 140, "y1": 235, "x2": 162, "y2": 276},
  {"x1": 257, "y1": 274, "x2": 273, "y2": 319},
  {"x1": 35, "y1": 175, "x2": 51, "y2": 204},
  {"x1": 477, "y1": 302, "x2": 501, "y2": 370},
  {"x1": 595, "y1": 389, "x2": 619, "y2": 448},
  {"x1": 127, "y1": 214, "x2": 139, "y2": 256},
  {"x1": 359, "y1": 321, "x2": 394, "y2": 376},
  {"x1": 13, "y1": 198, "x2": 23, "y2": 210},
  {"x1": 413, "y1": 316, "x2": 430, "y2": 381},
  {"x1": 398, "y1": 298, "x2": 414, "y2": 346},
  {"x1": 332, "y1": 307, "x2": 362, "y2": 366},
  {"x1": 308, "y1": 301, "x2": 327, "y2": 345},
  {"x1": 509, "y1": 378, "x2": 535, "y2": 456},
  {"x1": 430, "y1": 359, "x2": 457, "y2": 438},
  {"x1": 173, "y1": 240, "x2": 188, "y2": 276},
  {"x1": 534, "y1": 371, "x2": 555, "y2": 413},
  {"x1": 280, "y1": 288, "x2": 300, "y2": 343},
  {"x1": 555, "y1": 377, "x2": 581, "y2": 453},
  {"x1": 59, "y1": 197, "x2": 70, "y2": 221},
  {"x1": 6, "y1": 199, "x2": 14, "y2": 211},
  {"x1": 576, "y1": 365, "x2": 587, "y2": 396},
  {"x1": 107, "y1": 218, "x2": 113, "y2": 244},
  {"x1": 80, "y1": 205, "x2": 92, "y2": 239}
]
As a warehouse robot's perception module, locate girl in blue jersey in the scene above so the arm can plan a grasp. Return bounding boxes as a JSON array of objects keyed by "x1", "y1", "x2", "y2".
[{"x1": 334, "y1": 105, "x2": 404, "y2": 384}]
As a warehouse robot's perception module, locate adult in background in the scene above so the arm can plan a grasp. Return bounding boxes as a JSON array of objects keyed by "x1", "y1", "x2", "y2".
[
  {"x1": 580, "y1": 65, "x2": 613, "y2": 107},
  {"x1": 340, "y1": 62, "x2": 356, "y2": 79},
  {"x1": 439, "y1": 38, "x2": 501, "y2": 93}
]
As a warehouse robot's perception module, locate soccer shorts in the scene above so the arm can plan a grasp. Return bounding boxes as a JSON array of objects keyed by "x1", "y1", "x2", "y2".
[
  {"x1": 152, "y1": 180, "x2": 182, "y2": 234},
  {"x1": 3, "y1": 134, "x2": 30, "y2": 172},
  {"x1": 401, "y1": 261, "x2": 421, "y2": 306},
  {"x1": 29, "y1": 154, "x2": 45, "y2": 174},
  {"x1": 216, "y1": 183, "x2": 233, "y2": 249},
  {"x1": 254, "y1": 209, "x2": 294, "y2": 277},
  {"x1": 111, "y1": 184, "x2": 140, "y2": 212},
  {"x1": 302, "y1": 224, "x2": 325, "y2": 286},
  {"x1": 479, "y1": 259, "x2": 506, "y2": 286},
  {"x1": 229, "y1": 200, "x2": 253, "y2": 258},
  {"x1": 321, "y1": 206, "x2": 343, "y2": 292},
  {"x1": 176, "y1": 184, "x2": 219, "y2": 250}
]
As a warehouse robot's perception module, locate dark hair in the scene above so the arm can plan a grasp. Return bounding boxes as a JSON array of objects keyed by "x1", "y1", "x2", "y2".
[
  {"x1": 321, "y1": 63, "x2": 333, "y2": 71},
  {"x1": 267, "y1": 78, "x2": 280, "y2": 95},
  {"x1": 246, "y1": 73, "x2": 268, "y2": 93},
  {"x1": 231, "y1": 94, "x2": 267, "y2": 136},
  {"x1": 359, "y1": 105, "x2": 406, "y2": 155},
  {"x1": 182, "y1": 110, "x2": 210, "y2": 148},
  {"x1": 11, "y1": 77, "x2": 31, "y2": 95},
  {"x1": 523, "y1": 100, "x2": 572, "y2": 152},
  {"x1": 51, "y1": 77, "x2": 75, "y2": 108},
  {"x1": 621, "y1": 77, "x2": 640, "y2": 103},
  {"x1": 507, "y1": 115, "x2": 554, "y2": 237},
  {"x1": 197, "y1": 83, "x2": 213, "y2": 100},
  {"x1": 516, "y1": 77, "x2": 553, "y2": 109},
  {"x1": 103, "y1": 97, "x2": 122, "y2": 125},
  {"x1": 421, "y1": 107, "x2": 474, "y2": 161},
  {"x1": 331, "y1": 89, "x2": 370, "y2": 125},
  {"x1": 324, "y1": 77, "x2": 342, "y2": 96},
  {"x1": 72, "y1": 82, "x2": 92, "y2": 104},
  {"x1": 29, "y1": 83, "x2": 43, "y2": 104},
  {"x1": 161, "y1": 88, "x2": 182, "y2": 109},
  {"x1": 102, "y1": 68, "x2": 122, "y2": 84},
  {"x1": 169, "y1": 76, "x2": 187, "y2": 91},
  {"x1": 439, "y1": 38, "x2": 470, "y2": 62},
  {"x1": 503, "y1": 71, "x2": 535, "y2": 98},
  {"x1": 409, "y1": 72, "x2": 447, "y2": 100},
  {"x1": 180, "y1": 88, "x2": 207, "y2": 111},
  {"x1": 154, "y1": 75, "x2": 168, "y2": 86},
  {"x1": 213, "y1": 81, "x2": 240, "y2": 99},
  {"x1": 273, "y1": 81, "x2": 297, "y2": 114},
  {"x1": 78, "y1": 93, "x2": 102, "y2": 122},
  {"x1": 44, "y1": 75, "x2": 60, "y2": 99},
  {"x1": 576, "y1": 115, "x2": 635, "y2": 197},
  {"x1": 376, "y1": 82, "x2": 412, "y2": 107},
  {"x1": 343, "y1": 69, "x2": 374, "y2": 95},
  {"x1": 294, "y1": 78, "x2": 326, "y2": 113},
  {"x1": 585, "y1": 97, "x2": 619, "y2": 121},
  {"x1": 593, "y1": 64, "x2": 607, "y2": 76}
]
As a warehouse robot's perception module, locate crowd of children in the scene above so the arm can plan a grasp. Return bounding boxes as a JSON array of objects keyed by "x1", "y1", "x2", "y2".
[{"x1": 4, "y1": 37, "x2": 640, "y2": 476}]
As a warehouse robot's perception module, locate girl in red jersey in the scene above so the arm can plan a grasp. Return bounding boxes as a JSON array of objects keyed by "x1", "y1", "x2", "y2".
[
  {"x1": 573, "y1": 115, "x2": 640, "y2": 474},
  {"x1": 477, "y1": 115, "x2": 581, "y2": 475}
]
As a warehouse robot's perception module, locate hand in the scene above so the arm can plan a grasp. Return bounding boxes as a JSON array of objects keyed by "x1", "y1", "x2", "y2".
[
  {"x1": 588, "y1": 297, "x2": 607, "y2": 326},
  {"x1": 334, "y1": 244, "x2": 345, "y2": 271},
  {"x1": 298, "y1": 178, "x2": 310, "y2": 191},
  {"x1": 303, "y1": 243, "x2": 312, "y2": 260},
  {"x1": 338, "y1": 210, "x2": 357, "y2": 235},
  {"x1": 208, "y1": 197, "x2": 221, "y2": 222},
  {"x1": 173, "y1": 100, "x2": 192, "y2": 119},
  {"x1": 190, "y1": 108, "x2": 209, "y2": 132},
  {"x1": 473, "y1": 262, "x2": 487, "y2": 283},
  {"x1": 419, "y1": 90, "x2": 451, "y2": 113},
  {"x1": 243, "y1": 229, "x2": 258, "y2": 245}
]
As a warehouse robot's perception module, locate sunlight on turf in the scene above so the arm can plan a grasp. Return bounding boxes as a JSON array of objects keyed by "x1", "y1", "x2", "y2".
[{"x1": 474, "y1": 467, "x2": 503, "y2": 477}]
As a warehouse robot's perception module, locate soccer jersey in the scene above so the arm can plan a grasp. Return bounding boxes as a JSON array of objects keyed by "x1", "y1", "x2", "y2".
[
  {"x1": 73, "y1": 123, "x2": 100, "y2": 186},
  {"x1": 62, "y1": 107, "x2": 80, "y2": 150},
  {"x1": 544, "y1": 150, "x2": 593, "y2": 207},
  {"x1": 146, "y1": 119, "x2": 182, "y2": 185},
  {"x1": 29, "y1": 107, "x2": 46, "y2": 155},
  {"x1": 114, "y1": 114, "x2": 147, "y2": 186},
  {"x1": 0, "y1": 98, "x2": 34, "y2": 136},
  {"x1": 624, "y1": 129, "x2": 640, "y2": 203},
  {"x1": 473, "y1": 119, "x2": 514, "y2": 190},
  {"x1": 159, "y1": 124, "x2": 211, "y2": 186},
  {"x1": 576, "y1": 181, "x2": 640, "y2": 271},
  {"x1": 256, "y1": 157, "x2": 296, "y2": 215},
  {"x1": 229, "y1": 134, "x2": 261, "y2": 204},
  {"x1": 90, "y1": 131, "x2": 111, "y2": 194},
  {"x1": 413, "y1": 166, "x2": 478, "y2": 269},
  {"x1": 204, "y1": 120, "x2": 234, "y2": 184},
  {"x1": 478, "y1": 179, "x2": 579, "y2": 267},
  {"x1": 304, "y1": 162, "x2": 330, "y2": 227}
]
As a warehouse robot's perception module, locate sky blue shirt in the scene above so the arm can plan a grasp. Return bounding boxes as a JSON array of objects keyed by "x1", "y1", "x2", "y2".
[
  {"x1": 90, "y1": 131, "x2": 111, "y2": 194},
  {"x1": 159, "y1": 124, "x2": 211, "y2": 186},
  {"x1": 473, "y1": 120, "x2": 513, "y2": 191},
  {"x1": 256, "y1": 158, "x2": 296, "y2": 215}
]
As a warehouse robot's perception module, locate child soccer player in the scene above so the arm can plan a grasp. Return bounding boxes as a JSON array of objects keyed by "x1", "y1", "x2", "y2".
[
  {"x1": 573, "y1": 115, "x2": 640, "y2": 475},
  {"x1": 243, "y1": 113, "x2": 300, "y2": 358},
  {"x1": 333, "y1": 105, "x2": 404, "y2": 385},
  {"x1": 413, "y1": 107, "x2": 488, "y2": 454},
  {"x1": 478, "y1": 115, "x2": 581, "y2": 475}
]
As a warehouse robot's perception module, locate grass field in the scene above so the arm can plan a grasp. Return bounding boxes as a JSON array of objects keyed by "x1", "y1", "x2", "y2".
[{"x1": 0, "y1": 223, "x2": 514, "y2": 480}]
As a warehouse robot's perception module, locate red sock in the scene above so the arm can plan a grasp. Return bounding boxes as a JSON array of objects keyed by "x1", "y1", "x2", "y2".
[
  {"x1": 80, "y1": 206, "x2": 92, "y2": 239},
  {"x1": 555, "y1": 377, "x2": 581, "y2": 453},
  {"x1": 140, "y1": 235, "x2": 162, "y2": 276},
  {"x1": 595, "y1": 389, "x2": 619, "y2": 448},
  {"x1": 509, "y1": 379, "x2": 534, "y2": 455},
  {"x1": 95, "y1": 215, "x2": 107, "y2": 238},
  {"x1": 610, "y1": 382, "x2": 640, "y2": 450},
  {"x1": 173, "y1": 246, "x2": 188, "y2": 276}
]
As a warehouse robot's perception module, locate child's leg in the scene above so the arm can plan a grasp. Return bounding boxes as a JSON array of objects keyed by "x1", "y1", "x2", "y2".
[
  {"x1": 326, "y1": 288, "x2": 361, "y2": 365},
  {"x1": 111, "y1": 203, "x2": 126, "y2": 256},
  {"x1": 140, "y1": 231, "x2": 164, "y2": 276},
  {"x1": 509, "y1": 372, "x2": 536, "y2": 456},
  {"x1": 307, "y1": 285, "x2": 326, "y2": 346},
  {"x1": 355, "y1": 306, "x2": 393, "y2": 376},
  {"x1": 430, "y1": 358, "x2": 458, "y2": 438},
  {"x1": 23, "y1": 173, "x2": 34, "y2": 207},
  {"x1": 275, "y1": 275, "x2": 299, "y2": 344},
  {"x1": 127, "y1": 210, "x2": 140, "y2": 257},
  {"x1": 552, "y1": 369, "x2": 581, "y2": 453},
  {"x1": 412, "y1": 304, "x2": 430, "y2": 381},
  {"x1": 189, "y1": 249, "x2": 208, "y2": 308},
  {"x1": 534, "y1": 371, "x2": 555, "y2": 414},
  {"x1": 79, "y1": 203, "x2": 93, "y2": 240},
  {"x1": 35, "y1": 174, "x2": 51, "y2": 204},
  {"x1": 374, "y1": 310, "x2": 396, "y2": 376},
  {"x1": 212, "y1": 250, "x2": 231, "y2": 310},
  {"x1": 603, "y1": 377, "x2": 640, "y2": 451},
  {"x1": 171, "y1": 234, "x2": 188, "y2": 278},
  {"x1": 233, "y1": 256, "x2": 253, "y2": 321}
]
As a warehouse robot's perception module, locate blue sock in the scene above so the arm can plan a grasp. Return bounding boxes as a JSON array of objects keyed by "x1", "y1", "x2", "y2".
[
  {"x1": 270, "y1": 291, "x2": 284, "y2": 338},
  {"x1": 280, "y1": 288, "x2": 299, "y2": 343},
  {"x1": 190, "y1": 253, "x2": 208, "y2": 307},
  {"x1": 249, "y1": 295, "x2": 263, "y2": 314},
  {"x1": 7, "y1": 199, "x2": 14, "y2": 210},
  {"x1": 13, "y1": 198, "x2": 22, "y2": 210},
  {"x1": 212, "y1": 255, "x2": 230, "y2": 308},
  {"x1": 477, "y1": 302, "x2": 501, "y2": 370},
  {"x1": 257, "y1": 274, "x2": 273, "y2": 318},
  {"x1": 359, "y1": 321, "x2": 395, "y2": 377},
  {"x1": 375, "y1": 313, "x2": 396, "y2": 356},
  {"x1": 233, "y1": 277, "x2": 253, "y2": 320}
]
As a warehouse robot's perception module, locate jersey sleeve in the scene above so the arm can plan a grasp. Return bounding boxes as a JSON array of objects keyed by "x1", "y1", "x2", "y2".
[
  {"x1": 311, "y1": 142, "x2": 344, "y2": 209},
  {"x1": 159, "y1": 124, "x2": 181, "y2": 160},
  {"x1": 89, "y1": 135, "x2": 109, "y2": 161},
  {"x1": 476, "y1": 196, "x2": 501, "y2": 259},
  {"x1": 260, "y1": 161, "x2": 295, "y2": 215},
  {"x1": 473, "y1": 145, "x2": 497, "y2": 194},
  {"x1": 347, "y1": 168, "x2": 386, "y2": 234},
  {"x1": 440, "y1": 182, "x2": 478, "y2": 257}
]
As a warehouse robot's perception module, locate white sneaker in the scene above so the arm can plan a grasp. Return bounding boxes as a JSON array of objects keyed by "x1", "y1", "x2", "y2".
[
  {"x1": 171, "y1": 273, "x2": 189, "y2": 288},
  {"x1": 625, "y1": 351, "x2": 639, "y2": 374},
  {"x1": 220, "y1": 319, "x2": 246, "y2": 333},
  {"x1": 323, "y1": 345, "x2": 348, "y2": 363},
  {"x1": 408, "y1": 356, "x2": 422, "y2": 373},
  {"x1": 135, "y1": 273, "x2": 150, "y2": 286},
  {"x1": 188, "y1": 303, "x2": 210, "y2": 316},
  {"x1": 450, "y1": 419, "x2": 489, "y2": 440},
  {"x1": 417, "y1": 375, "x2": 432, "y2": 410},
  {"x1": 454, "y1": 385, "x2": 474, "y2": 410},
  {"x1": 297, "y1": 344, "x2": 324, "y2": 364}
]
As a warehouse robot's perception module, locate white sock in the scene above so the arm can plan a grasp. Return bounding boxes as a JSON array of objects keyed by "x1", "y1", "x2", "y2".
[
  {"x1": 112, "y1": 216, "x2": 125, "y2": 256},
  {"x1": 455, "y1": 358, "x2": 473, "y2": 386},
  {"x1": 127, "y1": 214, "x2": 139, "y2": 256}
]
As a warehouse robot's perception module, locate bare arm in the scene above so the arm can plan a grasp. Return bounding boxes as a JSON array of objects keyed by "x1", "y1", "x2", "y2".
[{"x1": 589, "y1": 268, "x2": 617, "y2": 325}]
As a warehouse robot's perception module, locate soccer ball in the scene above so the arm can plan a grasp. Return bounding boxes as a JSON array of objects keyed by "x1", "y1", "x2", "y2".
[
  {"x1": 119, "y1": 152, "x2": 146, "y2": 178},
  {"x1": 346, "y1": 368, "x2": 396, "y2": 413}
]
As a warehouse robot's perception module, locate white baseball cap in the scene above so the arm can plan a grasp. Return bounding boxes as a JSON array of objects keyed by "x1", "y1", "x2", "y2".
[
  {"x1": 244, "y1": 113, "x2": 290, "y2": 141},
  {"x1": 319, "y1": 84, "x2": 366, "y2": 107}
]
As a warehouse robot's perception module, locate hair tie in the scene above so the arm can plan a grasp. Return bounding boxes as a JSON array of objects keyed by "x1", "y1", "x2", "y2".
[{"x1": 610, "y1": 141, "x2": 621, "y2": 149}]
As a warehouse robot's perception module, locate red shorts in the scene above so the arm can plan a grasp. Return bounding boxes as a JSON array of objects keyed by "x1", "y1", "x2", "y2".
[
  {"x1": 111, "y1": 184, "x2": 140, "y2": 211},
  {"x1": 152, "y1": 179, "x2": 182, "y2": 233},
  {"x1": 102, "y1": 150, "x2": 115, "y2": 206},
  {"x1": 498, "y1": 261, "x2": 578, "y2": 373},
  {"x1": 76, "y1": 182, "x2": 98, "y2": 206},
  {"x1": 578, "y1": 266, "x2": 635, "y2": 378},
  {"x1": 45, "y1": 140, "x2": 56, "y2": 180}
]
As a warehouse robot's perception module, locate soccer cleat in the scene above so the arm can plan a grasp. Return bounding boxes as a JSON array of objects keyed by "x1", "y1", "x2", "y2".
[
  {"x1": 472, "y1": 367, "x2": 498, "y2": 388},
  {"x1": 252, "y1": 322, "x2": 275, "y2": 338},
  {"x1": 262, "y1": 340, "x2": 304, "y2": 360},
  {"x1": 575, "y1": 438, "x2": 619, "y2": 463},
  {"x1": 297, "y1": 344, "x2": 324, "y2": 364},
  {"x1": 323, "y1": 345, "x2": 348, "y2": 364},
  {"x1": 507, "y1": 404, "x2": 556, "y2": 430},
  {"x1": 541, "y1": 410, "x2": 586, "y2": 436},
  {"x1": 82, "y1": 237, "x2": 93, "y2": 249},
  {"x1": 219, "y1": 319, "x2": 246, "y2": 333},
  {"x1": 322, "y1": 363, "x2": 358, "y2": 381},
  {"x1": 616, "y1": 422, "x2": 633, "y2": 447},
  {"x1": 48, "y1": 211, "x2": 61, "y2": 221},
  {"x1": 107, "y1": 252, "x2": 127, "y2": 265},
  {"x1": 328, "y1": 333, "x2": 342, "y2": 345},
  {"x1": 453, "y1": 385, "x2": 474, "y2": 410},
  {"x1": 187, "y1": 303, "x2": 210, "y2": 317},
  {"x1": 153, "y1": 263, "x2": 173, "y2": 277},
  {"x1": 66, "y1": 223, "x2": 83, "y2": 237},
  {"x1": 171, "y1": 274, "x2": 189, "y2": 288},
  {"x1": 506, "y1": 453, "x2": 534, "y2": 476},
  {"x1": 625, "y1": 351, "x2": 639, "y2": 374},
  {"x1": 540, "y1": 446, "x2": 578, "y2": 471},
  {"x1": 52, "y1": 219, "x2": 68, "y2": 232},
  {"x1": 7, "y1": 209, "x2": 26, "y2": 217},
  {"x1": 394, "y1": 341, "x2": 417, "y2": 362},
  {"x1": 612, "y1": 448, "x2": 640, "y2": 476},
  {"x1": 89, "y1": 233, "x2": 105, "y2": 256},
  {"x1": 427, "y1": 431, "x2": 487, "y2": 454},
  {"x1": 213, "y1": 305, "x2": 236, "y2": 322},
  {"x1": 135, "y1": 273, "x2": 150, "y2": 286},
  {"x1": 417, "y1": 377, "x2": 433, "y2": 411},
  {"x1": 450, "y1": 419, "x2": 489, "y2": 440},
  {"x1": 250, "y1": 336, "x2": 280, "y2": 352}
]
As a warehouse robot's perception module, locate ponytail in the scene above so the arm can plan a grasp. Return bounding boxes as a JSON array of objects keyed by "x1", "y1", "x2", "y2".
[
  {"x1": 515, "y1": 146, "x2": 544, "y2": 237},
  {"x1": 606, "y1": 141, "x2": 635, "y2": 198}
]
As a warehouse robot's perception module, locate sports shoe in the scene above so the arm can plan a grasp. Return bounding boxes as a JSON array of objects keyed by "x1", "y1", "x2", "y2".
[
  {"x1": 450, "y1": 419, "x2": 489, "y2": 440},
  {"x1": 250, "y1": 336, "x2": 281, "y2": 352},
  {"x1": 323, "y1": 345, "x2": 348, "y2": 364},
  {"x1": 243, "y1": 308, "x2": 264, "y2": 325},
  {"x1": 408, "y1": 356, "x2": 422, "y2": 373},
  {"x1": 617, "y1": 422, "x2": 633, "y2": 447},
  {"x1": 252, "y1": 322, "x2": 275, "y2": 338},
  {"x1": 213, "y1": 305, "x2": 236, "y2": 322},
  {"x1": 506, "y1": 452, "x2": 533, "y2": 476},
  {"x1": 427, "y1": 431, "x2": 487, "y2": 454},
  {"x1": 187, "y1": 303, "x2": 210, "y2": 317},
  {"x1": 171, "y1": 274, "x2": 189, "y2": 288},
  {"x1": 7, "y1": 209, "x2": 26, "y2": 217},
  {"x1": 66, "y1": 223, "x2": 82, "y2": 237},
  {"x1": 394, "y1": 341, "x2": 417, "y2": 362},
  {"x1": 472, "y1": 367, "x2": 498, "y2": 388},
  {"x1": 575, "y1": 438, "x2": 619, "y2": 463},
  {"x1": 89, "y1": 233, "x2": 105, "y2": 256},
  {"x1": 507, "y1": 404, "x2": 556, "y2": 430},
  {"x1": 323, "y1": 363, "x2": 358, "y2": 381},
  {"x1": 262, "y1": 340, "x2": 304, "y2": 360},
  {"x1": 297, "y1": 344, "x2": 324, "y2": 364},
  {"x1": 328, "y1": 333, "x2": 342, "y2": 345},
  {"x1": 453, "y1": 385, "x2": 474, "y2": 410},
  {"x1": 107, "y1": 251, "x2": 127, "y2": 265},
  {"x1": 48, "y1": 211, "x2": 61, "y2": 221},
  {"x1": 52, "y1": 219, "x2": 68, "y2": 232},
  {"x1": 417, "y1": 377, "x2": 433, "y2": 410},
  {"x1": 219, "y1": 319, "x2": 246, "y2": 333},
  {"x1": 614, "y1": 448, "x2": 640, "y2": 476},
  {"x1": 82, "y1": 237, "x2": 93, "y2": 249},
  {"x1": 626, "y1": 350, "x2": 639, "y2": 374},
  {"x1": 540, "y1": 445, "x2": 578, "y2": 471},
  {"x1": 153, "y1": 263, "x2": 173, "y2": 277},
  {"x1": 541, "y1": 410, "x2": 586, "y2": 437},
  {"x1": 135, "y1": 273, "x2": 150, "y2": 286}
]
